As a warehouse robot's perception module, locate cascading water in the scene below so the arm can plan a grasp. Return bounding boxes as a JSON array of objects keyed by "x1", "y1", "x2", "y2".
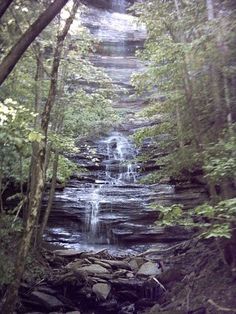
[
  {"x1": 86, "y1": 132, "x2": 138, "y2": 242},
  {"x1": 45, "y1": 129, "x2": 206, "y2": 252},
  {"x1": 103, "y1": 132, "x2": 137, "y2": 185},
  {"x1": 44, "y1": 1, "x2": 207, "y2": 253}
]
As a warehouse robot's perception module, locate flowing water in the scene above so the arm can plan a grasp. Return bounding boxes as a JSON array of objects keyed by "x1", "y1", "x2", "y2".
[
  {"x1": 44, "y1": 1, "x2": 207, "y2": 253},
  {"x1": 45, "y1": 132, "x2": 152, "y2": 252}
]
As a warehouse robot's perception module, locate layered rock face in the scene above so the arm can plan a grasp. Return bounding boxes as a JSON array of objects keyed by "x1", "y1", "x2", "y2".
[
  {"x1": 45, "y1": 0, "x2": 208, "y2": 251},
  {"x1": 80, "y1": 0, "x2": 147, "y2": 118},
  {"x1": 45, "y1": 132, "x2": 207, "y2": 251}
]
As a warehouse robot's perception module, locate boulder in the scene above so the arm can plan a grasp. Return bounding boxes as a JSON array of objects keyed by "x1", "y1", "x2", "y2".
[
  {"x1": 78, "y1": 264, "x2": 110, "y2": 274},
  {"x1": 128, "y1": 259, "x2": 139, "y2": 271},
  {"x1": 101, "y1": 259, "x2": 132, "y2": 270},
  {"x1": 137, "y1": 262, "x2": 161, "y2": 277},
  {"x1": 98, "y1": 299, "x2": 118, "y2": 312},
  {"x1": 30, "y1": 291, "x2": 64, "y2": 311},
  {"x1": 92, "y1": 283, "x2": 111, "y2": 300},
  {"x1": 54, "y1": 249, "x2": 82, "y2": 257},
  {"x1": 37, "y1": 286, "x2": 57, "y2": 295}
]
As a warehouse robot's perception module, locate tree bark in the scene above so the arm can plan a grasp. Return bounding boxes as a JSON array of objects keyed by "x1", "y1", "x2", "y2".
[
  {"x1": 38, "y1": 149, "x2": 59, "y2": 244},
  {"x1": 173, "y1": 0, "x2": 201, "y2": 148},
  {"x1": 0, "y1": 0, "x2": 14, "y2": 19},
  {"x1": 34, "y1": 45, "x2": 44, "y2": 128},
  {"x1": 1, "y1": 2, "x2": 79, "y2": 313},
  {"x1": 206, "y1": 0, "x2": 215, "y2": 20},
  {"x1": 0, "y1": 0, "x2": 69, "y2": 86},
  {"x1": 206, "y1": 0, "x2": 224, "y2": 133}
]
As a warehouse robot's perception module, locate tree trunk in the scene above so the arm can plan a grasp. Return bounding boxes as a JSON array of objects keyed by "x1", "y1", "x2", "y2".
[
  {"x1": 206, "y1": 0, "x2": 224, "y2": 133},
  {"x1": 0, "y1": 0, "x2": 69, "y2": 86},
  {"x1": 1, "y1": 141, "x2": 45, "y2": 314},
  {"x1": 1, "y1": 2, "x2": 79, "y2": 312},
  {"x1": 223, "y1": 73, "x2": 233, "y2": 129},
  {"x1": 0, "y1": 159, "x2": 3, "y2": 212},
  {"x1": 34, "y1": 45, "x2": 44, "y2": 128},
  {"x1": 38, "y1": 150, "x2": 59, "y2": 244},
  {"x1": 173, "y1": 0, "x2": 201, "y2": 148},
  {"x1": 206, "y1": 0, "x2": 214, "y2": 20},
  {"x1": 0, "y1": 0, "x2": 14, "y2": 19}
]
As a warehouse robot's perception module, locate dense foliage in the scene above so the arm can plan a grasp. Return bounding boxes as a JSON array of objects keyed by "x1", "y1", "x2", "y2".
[
  {"x1": 0, "y1": 2, "x2": 120, "y2": 311},
  {"x1": 132, "y1": 0, "x2": 236, "y2": 190},
  {"x1": 131, "y1": 0, "x2": 236, "y2": 238},
  {"x1": 0, "y1": 1, "x2": 117, "y2": 205}
]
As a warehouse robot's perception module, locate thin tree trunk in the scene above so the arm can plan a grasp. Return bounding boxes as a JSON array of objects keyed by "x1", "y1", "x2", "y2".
[
  {"x1": 1, "y1": 141, "x2": 45, "y2": 314},
  {"x1": 206, "y1": 0, "x2": 224, "y2": 133},
  {"x1": 206, "y1": 0, "x2": 214, "y2": 20},
  {"x1": 0, "y1": 0, "x2": 14, "y2": 19},
  {"x1": 38, "y1": 150, "x2": 59, "y2": 244},
  {"x1": 0, "y1": 0, "x2": 69, "y2": 86},
  {"x1": 175, "y1": 104, "x2": 184, "y2": 148},
  {"x1": 0, "y1": 159, "x2": 3, "y2": 212},
  {"x1": 223, "y1": 73, "x2": 233, "y2": 129},
  {"x1": 1, "y1": 3, "x2": 79, "y2": 313},
  {"x1": 173, "y1": 0, "x2": 201, "y2": 148},
  {"x1": 25, "y1": 52, "x2": 44, "y2": 223},
  {"x1": 34, "y1": 45, "x2": 44, "y2": 128}
]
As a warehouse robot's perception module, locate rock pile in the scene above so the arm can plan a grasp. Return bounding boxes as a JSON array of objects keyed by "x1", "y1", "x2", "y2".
[{"x1": 19, "y1": 248, "x2": 167, "y2": 314}]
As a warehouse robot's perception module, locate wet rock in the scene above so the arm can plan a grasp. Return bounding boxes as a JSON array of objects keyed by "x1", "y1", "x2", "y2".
[
  {"x1": 91, "y1": 273, "x2": 113, "y2": 280},
  {"x1": 118, "y1": 303, "x2": 135, "y2": 314},
  {"x1": 92, "y1": 283, "x2": 111, "y2": 300},
  {"x1": 98, "y1": 299, "x2": 118, "y2": 312},
  {"x1": 65, "y1": 312, "x2": 81, "y2": 314},
  {"x1": 126, "y1": 272, "x2": 135, "y2": 278},
  {"x1": 101, "y1": 259, "x2": 132, "y2": 270},
  {"x1": 188, "y1": 308, "x2": 206, "y2": 314},
  {"x1": 113, "y1": 269, "x2": 128, "y2": 278},
  {"x1": 30, "y1": 291, "x2": 64, "y2": 311},
  {"x1": 80, "y1": 264, "x2": 110, "y2": 274},
  {"x1": 89, "y1": 259, "x2": 112, "y2": 270},
  {"x1": 68, "y1": 263, "x2": 110, "y2": 275},
  {"x1": 137, "y1": 261, "x2": 161, "y2": 277},
  {"x1": 54, "y1": 249, "x2": 82, "y2": 257},
  {"x1": 128, "y1": 259, "x2": 139, "y2": 271},
  {"x1": 110, "y1": 278, "x2": 143, "y2": 290},
  {"x1": 117, "y1": 290, "x2": 138, "y2": 302},
  {"x1": 36, "y1": 286, "x2": 57, "y2": 295}
]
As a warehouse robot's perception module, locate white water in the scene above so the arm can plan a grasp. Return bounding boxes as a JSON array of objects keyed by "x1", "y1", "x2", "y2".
[{"x1": 87, "y1": 132, "x2": 138, "y2": 239}]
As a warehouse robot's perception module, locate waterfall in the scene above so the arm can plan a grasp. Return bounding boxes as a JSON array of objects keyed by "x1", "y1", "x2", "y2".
[
  {"x1": 86, "y1": 132, "x2": 138, "y2": 242},
  {"x1": 103, "y1": 132, "x2": 137, "y2": 185}
]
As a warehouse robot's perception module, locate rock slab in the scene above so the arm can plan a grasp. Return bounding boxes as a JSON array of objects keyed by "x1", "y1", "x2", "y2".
[
  {"x1": 30, "y1": 291, "x2": 64, "y2": 310},
  {"x1": 137, "y1": 261, "x2": 161, "y2": 277},
  {"x1": 92, "y1": 283, "x2": 111, "y2": 300}
]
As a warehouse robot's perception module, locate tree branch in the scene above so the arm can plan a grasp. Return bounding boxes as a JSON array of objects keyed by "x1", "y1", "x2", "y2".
[{"x1": 0, "y1": 0, "x2": 69, "y2": 86}]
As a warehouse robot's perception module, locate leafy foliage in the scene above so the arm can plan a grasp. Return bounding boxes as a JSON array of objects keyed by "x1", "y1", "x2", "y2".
[
  {"x1": 154, "y1": 198, "x2": 236, "y2": 239},
  {"x1": 0, "y1": 214, "x2": 22, "y2": 286},
  {"x1": 203, "y1": 129, "x2": 236, "y2": 183},
  {"x1": 131, "y1": 0, "x2": 236, "y2": 191}
]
